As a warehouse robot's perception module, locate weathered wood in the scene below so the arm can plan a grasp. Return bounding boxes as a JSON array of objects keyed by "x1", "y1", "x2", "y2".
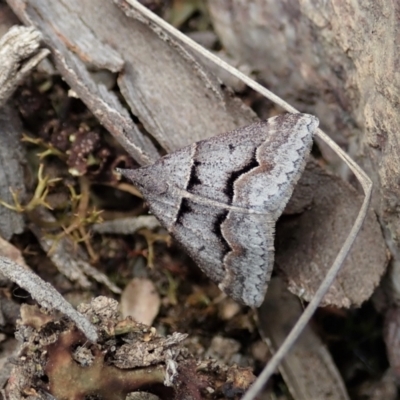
[
  {"x1": 6, "y1": 0, "x2": 257, "y2": 163},
  {"x1": 259, "y1": 278, "x2": 350, "y2": 400},
  {"x1": 280, "y1": 160, "x2": 388, "y2": 307},
  {"x1": 0, "y1": 256, "x2": 98, "y2": 342},
  {"x1": 0, "y1": 26, "x2": 48, "y2": 108},
  {"x1": 0, "y1": 106, "x2": 26, "y2": 239},
  {"x1": 0, "y1": 25, "x2": 49, "y2": 239}
]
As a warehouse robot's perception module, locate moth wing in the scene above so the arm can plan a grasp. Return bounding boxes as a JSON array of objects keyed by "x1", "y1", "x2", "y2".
[
  {"x1": 121, "y1": 113, "x2": 319, "y2": 307},
  {"x1": 169, "y1": 205, "x2": 275, "y2": 307},
  {"x1": 191, "y1": 113, "x2": 318, "y2": 216}
]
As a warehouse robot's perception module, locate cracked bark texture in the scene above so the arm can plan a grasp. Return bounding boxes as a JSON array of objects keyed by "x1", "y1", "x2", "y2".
[{"x1": 207, "y1": 0, "x2": 398, "y2": 298}]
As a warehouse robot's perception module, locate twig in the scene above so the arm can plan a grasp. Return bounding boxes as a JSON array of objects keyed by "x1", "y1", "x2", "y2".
[
  {"x1": 92, "y1": 215, "x2": 160, "y2": 234},
  {"x1": 0, "y1": 256, "x2": 98, "y2": 342}
]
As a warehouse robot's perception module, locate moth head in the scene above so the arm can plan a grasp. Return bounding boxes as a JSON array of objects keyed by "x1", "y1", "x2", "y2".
[{"x1": 117, "y1": 167, "x2": 168, "y2": 196}]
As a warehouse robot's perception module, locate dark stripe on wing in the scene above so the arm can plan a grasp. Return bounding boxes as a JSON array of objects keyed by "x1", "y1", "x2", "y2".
[{"x1": 223, "y1": 147, "x2": 259, "y2": 203}]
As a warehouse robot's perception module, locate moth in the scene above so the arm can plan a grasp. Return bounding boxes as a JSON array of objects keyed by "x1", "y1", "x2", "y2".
[{"x1": 120, "y1": 113, "x2": 319, "y2": 307}]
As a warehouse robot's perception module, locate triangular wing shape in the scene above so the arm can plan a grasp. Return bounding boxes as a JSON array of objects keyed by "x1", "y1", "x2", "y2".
[{"x1": 121, "y1": 113, "x2": 319, "y2": 306}]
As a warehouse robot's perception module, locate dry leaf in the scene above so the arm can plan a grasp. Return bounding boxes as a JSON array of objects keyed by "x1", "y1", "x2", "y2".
[{"x1": 120, "y1": 278, "x2": 160, "y2": 326}]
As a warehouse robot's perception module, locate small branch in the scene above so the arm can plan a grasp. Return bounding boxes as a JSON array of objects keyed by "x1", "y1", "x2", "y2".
[
  {"x1": 0, "y1": 256, "x2": 98, "y2": 342},
  {"x1": 92, "y1": 215, "x2": 160, "y2": 234}
]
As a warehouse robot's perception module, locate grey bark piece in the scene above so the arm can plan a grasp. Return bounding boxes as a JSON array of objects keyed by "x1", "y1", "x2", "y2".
[
  {"x1": 115, "y1": 0, "x2": 257, "y2": 151},
  {"x1": 0, "y1": 256, "x2": 98, "y2": 342},
  {"x1": 92, "y1": 215, "x2": 160, "y2": 234},
  {"x1": 258, "y1": 278, "x2": 350, "y2": 400},
  {"x1": 121, "y1": 114, "x2": 318, "y2": 307},
  {"x1": 7, "y1": 0, "x2": 159, "y2": 166},
  {"x1": 0, "y1": 25, "x2": 48, "y2": 108},
  {"x1": 0, "y1": 106, "x2": 26, "y2": 240},
  {"x1": 0, "y1": 25, "x2": 49, "y2": 239},
  {"x1": 54, "y1": 48, "x2": 160, "y2": 166},
  {"x1": 277, "y1": 160, "x2": 388, "y2": 307},
  {"x1": 6, "y1": 0, "x2": 256, "y2": 160},
  {"x1": 29, "y1": 0, "x2": 125, "y2": 72}
]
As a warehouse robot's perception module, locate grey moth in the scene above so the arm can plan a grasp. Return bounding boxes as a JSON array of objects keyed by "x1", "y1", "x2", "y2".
[{"x1": 120, "y1": 113, "x2": 319, "y2": 307}]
